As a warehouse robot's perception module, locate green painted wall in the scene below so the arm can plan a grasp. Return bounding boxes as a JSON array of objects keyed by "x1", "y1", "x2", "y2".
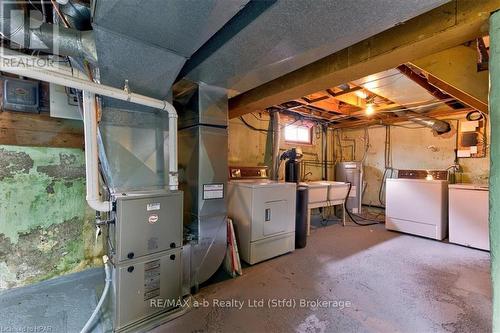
[
  {"x1": 489, "y1": 11, "x2": 500, "y2": 333},
  {"x1": 0, "y1": 145, "x2": 103, "y2": 290}
]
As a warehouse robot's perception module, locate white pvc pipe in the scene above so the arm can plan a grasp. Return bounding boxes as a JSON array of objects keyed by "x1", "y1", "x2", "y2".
[
  {"x1": 168, "y1": 113, "x2": 179, "y2": 191},
  {"x1": 0, "y1": 47, "x2": 179, "y2": 192},
  {"x1": 83, "y1": 91, "x2": 111, "y2": 212}
]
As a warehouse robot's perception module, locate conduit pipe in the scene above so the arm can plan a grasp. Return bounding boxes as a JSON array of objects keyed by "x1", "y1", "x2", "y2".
[{"x1": 0, "y1": 48, "x2": 179, "y2": 194}]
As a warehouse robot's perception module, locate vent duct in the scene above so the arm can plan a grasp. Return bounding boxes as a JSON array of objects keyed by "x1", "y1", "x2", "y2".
[
  {"x1": 395, "y1": 110, "x2": 451, "y2": 134},
  {"x1": 0, "y1": 2, "x2": 96, "y2": 62}
]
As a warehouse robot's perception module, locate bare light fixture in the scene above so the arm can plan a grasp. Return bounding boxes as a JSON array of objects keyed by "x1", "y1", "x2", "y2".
[
  {"x1": 355, "y1": 90, "x2": 368, "y2": 99},
  {"x1": 365, "y1": 103, "x2": 375, "y2": 116}
]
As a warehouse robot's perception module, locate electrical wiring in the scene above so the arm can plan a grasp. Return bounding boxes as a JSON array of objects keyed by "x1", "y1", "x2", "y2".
[
  {"x1": 354, "y1": 72, "x2": 402, "y2": 87},
  {"x1": 323, "y1": 98, "x2": 471, "y2": 124},
  {"x1": 239, "y1": 115, "x2": 270, "y2": 133},
  {"x1": 249, "y1": 112, "x2": 269, "y2": 122}
]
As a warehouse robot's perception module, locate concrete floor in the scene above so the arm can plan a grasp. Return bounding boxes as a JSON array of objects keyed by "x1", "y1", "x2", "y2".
[
  {"x1": 0, "y1": 217, "x2": 491, "y2": 333},
  {"x1": 154, "y1": 219, "x2": 492, "y2": 333},
  {"x1": 0, "y1": 267, "x2": 109, "y2": 333}
]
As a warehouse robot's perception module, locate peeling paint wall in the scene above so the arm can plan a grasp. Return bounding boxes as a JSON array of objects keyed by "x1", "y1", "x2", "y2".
[
  {"x1": 228, "y1": 114, "x2": 331, "y2": 180},
  {"x1": 0, "y1": 145, "x2": 102, "y2": 290}
]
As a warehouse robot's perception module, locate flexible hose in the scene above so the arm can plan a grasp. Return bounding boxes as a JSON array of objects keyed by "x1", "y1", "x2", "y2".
[
  {"x1": 344, "y1": 183, "x2": 383, "y2": 226},
  {"x1": 80, "y1": 255, "x2": 112, "y2": 333}
]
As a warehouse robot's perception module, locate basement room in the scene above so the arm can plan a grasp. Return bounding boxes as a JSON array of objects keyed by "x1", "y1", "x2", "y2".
[{"x1": 0, "y1": 0, "x2": 498, "y2": 332}]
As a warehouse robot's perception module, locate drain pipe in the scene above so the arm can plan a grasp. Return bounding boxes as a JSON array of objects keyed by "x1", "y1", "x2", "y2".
[
  {"x1": 1, "y1": 48, "x2": 179, "y2": 193},
  {"x1": 83, "y1": 91, "x2": 111, "y2": 212},
  {"x1": 271, "y1": 111, "x2": 281, "y2": 180}
]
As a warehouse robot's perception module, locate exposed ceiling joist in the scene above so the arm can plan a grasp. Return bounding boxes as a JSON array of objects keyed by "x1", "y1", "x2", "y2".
[{"x1": 228, "y1": 0, "x2": 497, "y2": 119}]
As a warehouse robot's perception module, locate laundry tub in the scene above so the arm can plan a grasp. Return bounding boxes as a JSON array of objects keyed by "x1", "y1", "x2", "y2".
[
  {"x1": 300, "y1": 181, "x2": 329, "y2": 204},
  {"x1": 324, "y1": 181, "x2": 350, "y2": 201},
  {"x1": 300, "y1": 181, "x2": 349, "y2": 204}
]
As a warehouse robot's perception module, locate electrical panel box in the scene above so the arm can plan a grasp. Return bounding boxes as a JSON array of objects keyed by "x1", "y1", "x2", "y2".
[
  {"x1": 2, "y1": 77, "x2": 39, "y2": 113},
  {"x1": 49, "y1": 83, "x2": 82, "y2": 120},
  {"x1": 112, "y1": 191, "x2": 183, "y2": 263}
]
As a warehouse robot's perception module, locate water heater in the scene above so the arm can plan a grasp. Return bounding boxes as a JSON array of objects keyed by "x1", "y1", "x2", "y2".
[{"x1": 335, "y1": 161, "x2": 363, "y2": 213}]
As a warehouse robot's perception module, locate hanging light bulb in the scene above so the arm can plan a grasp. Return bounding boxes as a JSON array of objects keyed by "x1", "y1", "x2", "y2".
[
  {"x1": 365, "y1": 103, "x2": 375, "y2": 116},
  {"x1": 355, "y1": 90, "x2": 368, "y2": 99}
]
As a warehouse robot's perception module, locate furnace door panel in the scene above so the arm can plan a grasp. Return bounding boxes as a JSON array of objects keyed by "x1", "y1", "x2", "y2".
[{"x1": 116, "y1": 193, "x2": 183, "y2": 262}]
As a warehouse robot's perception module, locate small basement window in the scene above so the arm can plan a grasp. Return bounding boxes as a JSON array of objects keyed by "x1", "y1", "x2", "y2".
[{"x1": 284, "y1": 124, "x2": 312, "y2": 144}]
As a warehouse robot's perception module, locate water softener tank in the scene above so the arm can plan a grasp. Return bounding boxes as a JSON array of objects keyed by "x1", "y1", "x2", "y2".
[
  {"x1": 281, "y1": 147, "x2": 302, "y2": 183},
  {"x1": 285, "y1": 159, "x2": 300, "y2": 183},
  {"x1": 295, "y1": 185, "x2": 308, "y2": 248}
]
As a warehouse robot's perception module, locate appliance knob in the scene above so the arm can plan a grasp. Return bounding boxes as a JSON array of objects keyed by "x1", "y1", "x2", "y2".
[
  {"x1": 170, "y1": 242, "x2": 176, "y2": 248},
  {"x1": 127, "y1": 266, "x2": 134, "y2": 273},
  {"x1": 127, "y1": 252, "x2": 134, "y2": 259},
  {"x1": 170, "y1": 254, "x2": 176, "y2": 260}
]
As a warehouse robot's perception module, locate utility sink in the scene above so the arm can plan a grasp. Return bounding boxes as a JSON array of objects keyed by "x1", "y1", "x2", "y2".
[{"x1": 299, "y1": 181, "x2": 350, "y2": 204}]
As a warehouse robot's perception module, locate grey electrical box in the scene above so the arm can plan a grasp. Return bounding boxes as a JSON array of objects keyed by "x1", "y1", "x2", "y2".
[
  {"x1": 49, "y1": 83, "x2": 82, "y2": 120},
  {"x1": 2, "y1": 77, "x2": 39, "y2": 113}
]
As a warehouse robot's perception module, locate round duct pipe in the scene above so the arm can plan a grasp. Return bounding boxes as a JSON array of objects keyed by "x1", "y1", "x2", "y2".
[{"x1": 396, "y1": 111, "x2": 451, "y2": 135}]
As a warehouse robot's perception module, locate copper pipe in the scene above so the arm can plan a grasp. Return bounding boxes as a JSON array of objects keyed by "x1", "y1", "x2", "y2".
[{"x1": 50, "y1": 0, "x2": 71, "y2": 28}]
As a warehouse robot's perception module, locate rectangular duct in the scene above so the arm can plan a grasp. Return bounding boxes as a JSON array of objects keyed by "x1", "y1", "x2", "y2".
[{"x1": 177, "y1": 83, "x2": 228, "y2": 287}]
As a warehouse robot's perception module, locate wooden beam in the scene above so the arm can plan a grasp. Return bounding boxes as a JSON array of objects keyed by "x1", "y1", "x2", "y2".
[
  {"x1": 326, "y1": 86, "x2": 362, "y2": 98},
  {"x1": 428, "y1": 73, "x2": 489, "y2": 113},
  {"x1": 410, "y1": 44, "x2": 489, "y2": 113},
  {"x1": 330, "y1": 106, "x2": 474, "y2": 129},
  {"x1": 229, "y1": 0, "x2": 498, "y2": 118},
  {"x1": 0, "y1": 111, "x2": 84, "y2": 148}
]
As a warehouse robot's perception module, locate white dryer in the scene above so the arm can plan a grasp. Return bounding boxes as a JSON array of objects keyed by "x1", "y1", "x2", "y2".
[
  {"x1": 228, "y1": 167, "x2": 296, "y2": 265},
  {"x1": 449, "y1": 184, "x2": 489, "y2": 250}
]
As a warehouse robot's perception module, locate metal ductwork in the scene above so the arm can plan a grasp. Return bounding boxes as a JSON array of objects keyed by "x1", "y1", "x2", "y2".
[
  {"x1": 0, "y1": 2, "x2": 96, "y2": 62},
  {"x1": 396, "y1": 110, "x2": 451, "y2": 134},
  {"x1": 180, "y1": 0, "x2": 449, "y2": 94},
  {"x1": 353, "y1": 68, "x2": 452, "y2": 135}
]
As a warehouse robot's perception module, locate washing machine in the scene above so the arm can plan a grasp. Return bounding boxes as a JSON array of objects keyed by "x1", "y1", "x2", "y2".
[
  {"x1": 228, "y1": 166, "x2": 296, "y2": 265},
  {"x1": 386, "y1": 178, "x2": 448, "y2": 240}
]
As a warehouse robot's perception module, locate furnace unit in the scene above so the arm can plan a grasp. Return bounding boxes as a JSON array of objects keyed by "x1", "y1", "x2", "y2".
[{"x1": 108, "y1": 191, "x2": 184, "y2": 331}]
